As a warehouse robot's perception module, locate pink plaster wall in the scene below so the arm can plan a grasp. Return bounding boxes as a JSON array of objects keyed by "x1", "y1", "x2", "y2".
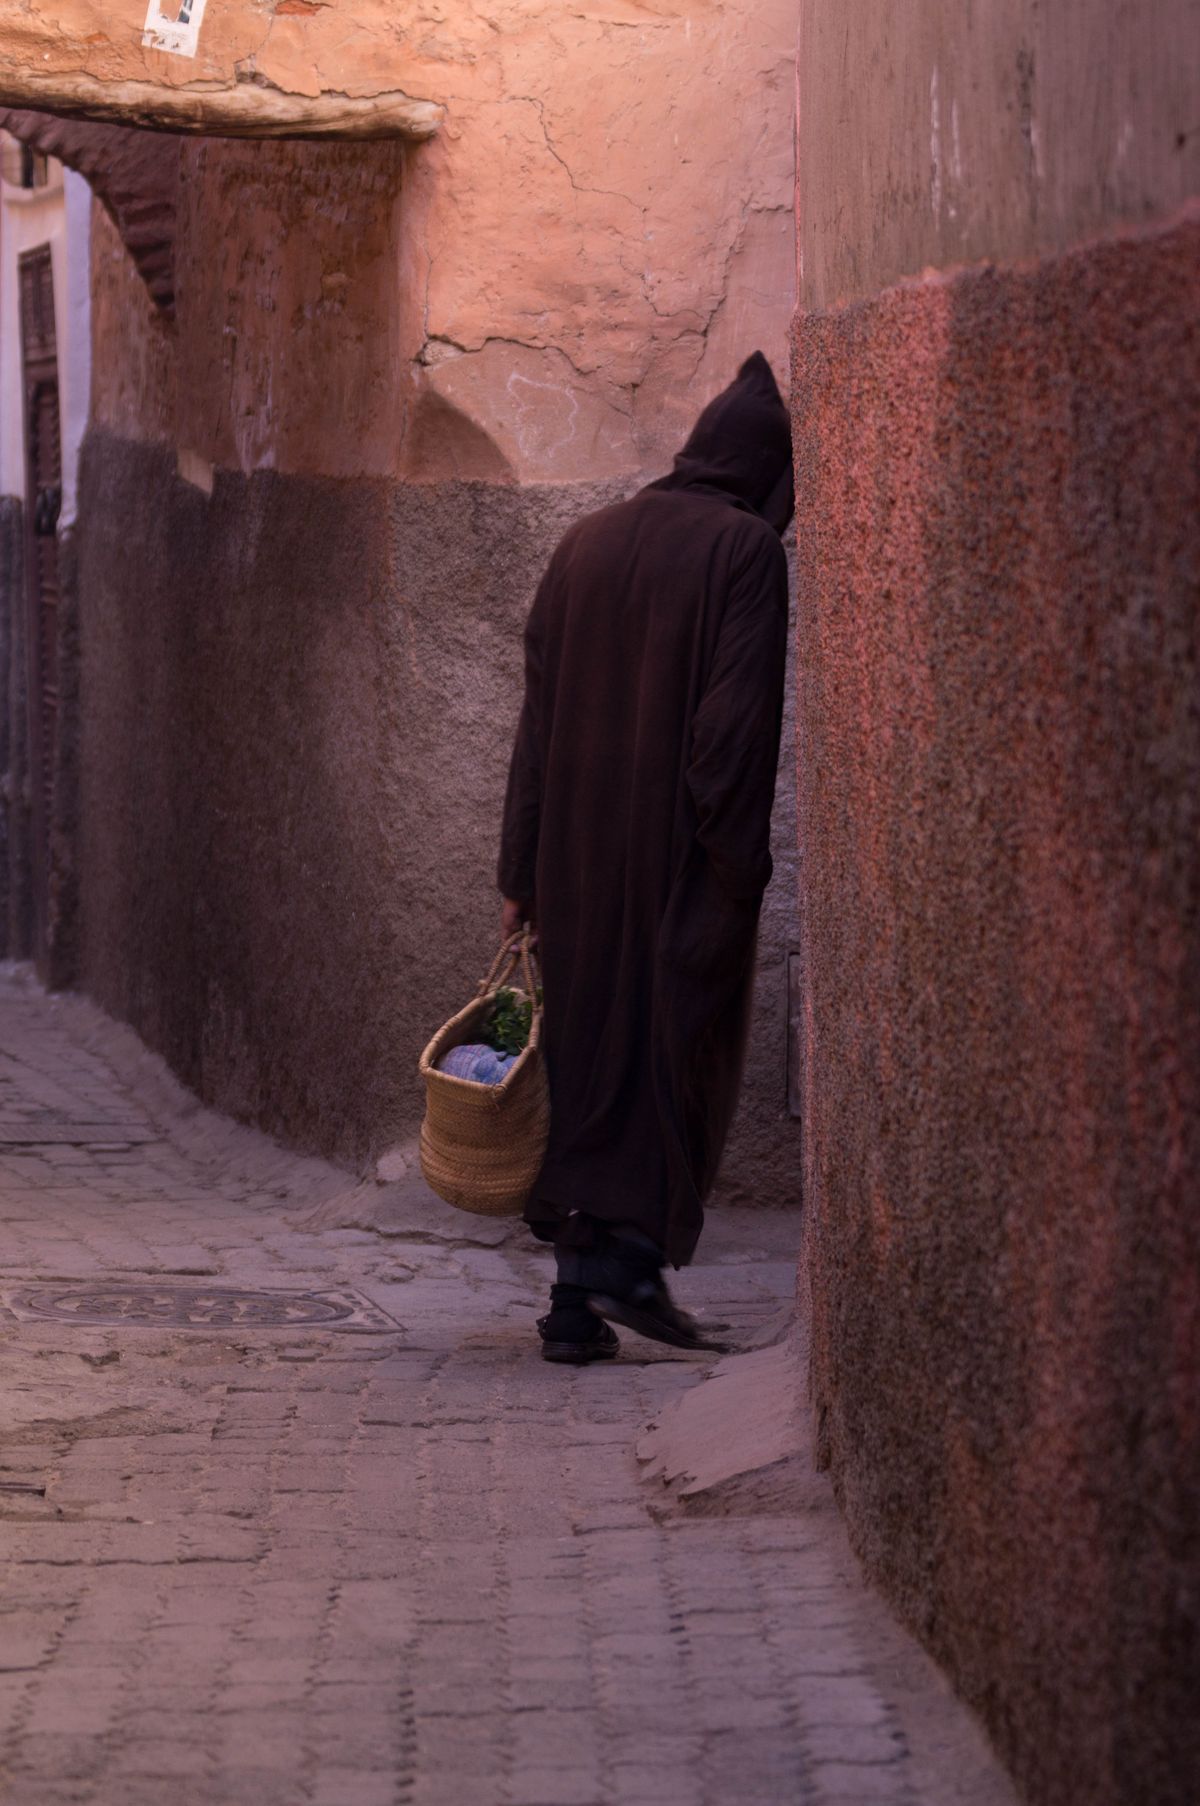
[
  {"x1": 791, "y1": 211, "x2": 1200, "y2": 1805},
  {"x1": 87, "y1": 2, "x2": 796, "y2": 486}
]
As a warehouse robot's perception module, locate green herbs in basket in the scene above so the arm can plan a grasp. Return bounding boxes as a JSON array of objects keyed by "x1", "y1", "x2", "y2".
[{"x1": 484, "y1": 987, "x2": 539, "y2": 1057}]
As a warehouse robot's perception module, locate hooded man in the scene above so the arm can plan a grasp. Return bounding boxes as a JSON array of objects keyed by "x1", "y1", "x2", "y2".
[{"x1": 498, "y1": 351, "x2": 794, "y2": 1363}]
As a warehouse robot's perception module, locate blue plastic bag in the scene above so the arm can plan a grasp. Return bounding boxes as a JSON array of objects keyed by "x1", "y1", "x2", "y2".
[{"x1": 437, "y1": 1042, "x2": 517, "y2": 1086}]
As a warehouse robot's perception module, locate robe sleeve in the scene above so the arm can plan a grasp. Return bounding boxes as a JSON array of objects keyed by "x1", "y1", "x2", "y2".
[
  {"x1": 685, "y1": 530, "x2": 789, "y2": 901},
  {"x1": 497, "y1": 576, "x2": 549, "y2": 902}
]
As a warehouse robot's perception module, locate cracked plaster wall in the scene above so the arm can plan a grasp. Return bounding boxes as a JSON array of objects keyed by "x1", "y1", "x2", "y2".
[
  {"x1": 76, "y1": 5, "x2": 801, "y2": 1203},
  {"x1": 87, "y1": 2, "x2": 797, "y2": 485}
]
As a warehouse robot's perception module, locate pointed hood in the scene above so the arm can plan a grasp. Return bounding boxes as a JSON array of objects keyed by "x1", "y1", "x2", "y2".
[{"x1": 650, "y1": 351, "x2": 793, "y2": 531}]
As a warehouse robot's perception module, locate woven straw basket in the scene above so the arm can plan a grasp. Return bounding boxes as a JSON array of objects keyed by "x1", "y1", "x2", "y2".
[{"x1": 418, "y1": 933, "x2": 550, "y2": 1217}]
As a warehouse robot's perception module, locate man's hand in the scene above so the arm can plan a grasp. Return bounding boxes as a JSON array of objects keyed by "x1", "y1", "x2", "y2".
[{"x1": 501, "y1": 897, "x2": 535, "y2": 943}]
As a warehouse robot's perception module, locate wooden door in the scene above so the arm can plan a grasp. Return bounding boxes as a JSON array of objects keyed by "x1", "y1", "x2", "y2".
[{"x1": 18, "y1": 244, "x2": 62, "y2": 969}]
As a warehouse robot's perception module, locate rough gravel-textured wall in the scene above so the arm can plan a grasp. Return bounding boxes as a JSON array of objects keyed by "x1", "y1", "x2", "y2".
[
  {"x1": 77, "y1": 431, "x2": 797, "y2": 1193},
  {"x1": 79, "y1": 429, "x2": 618, "y2": 1163},
  {"x1": 792, "y1": 211, "x2": 1200, "y2": 1806}
]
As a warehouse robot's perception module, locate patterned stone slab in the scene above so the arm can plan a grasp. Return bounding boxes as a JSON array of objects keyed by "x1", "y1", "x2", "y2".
[
  {"x1": 0, "y1": 1129, "x2": 157, "y2": 1146},
  {"x1": 0, "y1": 1281, "x2": 401, "y2": 1333}
]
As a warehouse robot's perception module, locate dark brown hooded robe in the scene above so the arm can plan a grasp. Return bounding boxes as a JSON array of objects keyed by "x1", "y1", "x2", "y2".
[{"x1": 498, "y1": 352, "x2": 792, "y2": 1266}]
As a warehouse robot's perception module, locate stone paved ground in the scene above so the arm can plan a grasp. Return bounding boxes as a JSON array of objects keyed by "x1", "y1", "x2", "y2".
[{"x1": 0, "y1": 969, "x2": 1016, "y2": 1806}]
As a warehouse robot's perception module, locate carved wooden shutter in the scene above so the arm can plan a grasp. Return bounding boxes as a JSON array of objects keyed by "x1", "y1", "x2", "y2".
[{"x1": 18, "y1": 244, "x2": 62, "y2": 965}]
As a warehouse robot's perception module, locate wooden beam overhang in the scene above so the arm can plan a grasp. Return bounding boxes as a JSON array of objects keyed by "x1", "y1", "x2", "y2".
[{"x1": 0, "y1": 2, "x2": 443, "y2": 141}]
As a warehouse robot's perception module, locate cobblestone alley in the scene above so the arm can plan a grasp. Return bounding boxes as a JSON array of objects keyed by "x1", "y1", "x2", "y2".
[{"x1": 0, "y1": 970, "x2": 1015, "y2": 1806}]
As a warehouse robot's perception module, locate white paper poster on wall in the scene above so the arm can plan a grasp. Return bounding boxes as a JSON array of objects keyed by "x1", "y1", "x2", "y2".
[{"x1": 142, "y1": 0, "x2": 208, "y2": 59}]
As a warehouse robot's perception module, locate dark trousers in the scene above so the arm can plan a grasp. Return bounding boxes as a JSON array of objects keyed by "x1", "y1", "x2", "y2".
[{"x1": 539, "y1": 1210, "x2": 664, "y2": 1290}]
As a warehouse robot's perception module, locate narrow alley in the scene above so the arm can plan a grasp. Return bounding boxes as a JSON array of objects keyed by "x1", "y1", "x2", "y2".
[
  {"x1": 0, "y1": 7, "x2": 1195, "y2": 1802},
  {"x1": 0, "y1": 968, "x2": 1014, "y2": 1806}
]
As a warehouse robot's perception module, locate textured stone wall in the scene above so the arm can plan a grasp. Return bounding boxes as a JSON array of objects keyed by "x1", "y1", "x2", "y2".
[
  {"x1": 77, "y1": 430, "x2": 618, "y2": 1162},
  {"x1": 76, "y1": 430, "x2": 796, "y2": 1191},
  {"x1": 793, "y1": 8, "x2": 1200, "y2": 1797}
]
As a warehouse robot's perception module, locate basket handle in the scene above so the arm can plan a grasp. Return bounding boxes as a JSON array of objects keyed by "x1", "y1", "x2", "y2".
[{"x1": 477, "y1": 930, "x2": 540, "y2": 1004}]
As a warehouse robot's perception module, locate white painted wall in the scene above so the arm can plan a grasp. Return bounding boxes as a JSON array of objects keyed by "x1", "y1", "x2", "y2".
[
  {"x1": 0, "y1": 142, "x2": 92, "y2": 524},
  {"x1": 60, "y1": 168, "x2": 92, "y2": 528}
]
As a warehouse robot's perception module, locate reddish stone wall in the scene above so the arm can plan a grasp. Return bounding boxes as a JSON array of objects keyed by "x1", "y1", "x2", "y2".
[{"x1": 792, "y1": 212, "x2": 1200, "y2": 1804}]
